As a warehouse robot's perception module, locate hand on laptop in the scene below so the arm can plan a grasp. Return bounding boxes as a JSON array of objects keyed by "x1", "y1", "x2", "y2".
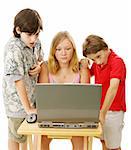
[
  {"x1": 26, "y1": 112, "x2": 37, "y2": 123},
  {"x1": 26, "y1": 107, "x2": 37, "y2": 123},
  {"x1": 27, "y1": 108, "x2": 37, "y2": 115}
]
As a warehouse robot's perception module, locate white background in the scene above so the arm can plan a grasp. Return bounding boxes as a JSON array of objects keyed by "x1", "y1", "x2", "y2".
[{"x1": 0, "y1": 0, "x2": 130, "y2": 149}]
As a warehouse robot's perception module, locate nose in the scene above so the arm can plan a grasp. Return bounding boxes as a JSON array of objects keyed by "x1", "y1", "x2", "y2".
[
  {"x1": 61, "y1": 49, "x2": 66, "y2": 55},
  {"x1": 95, "y1": 59, "x2": 101, "y2": 65},
  {"x1": 30, "y1": 35, "x2": 37, "y2": 43}
]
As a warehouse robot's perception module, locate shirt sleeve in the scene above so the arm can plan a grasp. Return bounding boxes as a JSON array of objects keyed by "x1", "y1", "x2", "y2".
[
  {"x1": 110, "y1": 57, "x2": 126, "y2": 81},
  {"x1": 34, "y1": 40, "x2": 44, "y2": 61},
  {"x1": 4, "y1": 45, "x2": 24, "y2": 82},
  {"x1": 38, "y1": 47, "x2": 44, "y2": 61}
]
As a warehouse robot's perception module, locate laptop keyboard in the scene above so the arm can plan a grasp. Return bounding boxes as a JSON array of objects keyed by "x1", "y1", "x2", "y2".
[{"x1": 38, "y1": 121, "x2": 98, "y2": 129}]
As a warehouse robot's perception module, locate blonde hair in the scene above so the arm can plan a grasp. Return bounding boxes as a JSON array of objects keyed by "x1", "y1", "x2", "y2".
[{"x1": 48, "y1": 31, "x2": 79, "y2": 74}]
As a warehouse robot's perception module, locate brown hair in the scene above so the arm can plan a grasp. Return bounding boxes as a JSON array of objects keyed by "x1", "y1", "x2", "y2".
[
  {"x1": 13, "y1": 8, "x2": 43, "y2": 37},
  {"x1": 48, "y1": 31, "x2": 79, "y2": 74},
  {"x1": 83, "y1": 35, "x2": 108, "y2": 57}
]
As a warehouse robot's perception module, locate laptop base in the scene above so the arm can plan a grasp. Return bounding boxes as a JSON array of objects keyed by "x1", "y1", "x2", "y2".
[{"x1": 38, "y1": 121, "x2": 99, "y2": 129}]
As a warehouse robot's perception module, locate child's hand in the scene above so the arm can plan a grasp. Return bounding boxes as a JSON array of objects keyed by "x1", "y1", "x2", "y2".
[
  {"x1": 29, "y1": 61, "x2": 43, "y2": 76},
  {"x1": 99, "y1": 110, "x2": 106, "y2": 126},
  {"x1": 27, "y1": 108, "x2": 37, "y2": 115},
  {"x1": 79, "y1": 58, "x2": 90, "y2": 70}
]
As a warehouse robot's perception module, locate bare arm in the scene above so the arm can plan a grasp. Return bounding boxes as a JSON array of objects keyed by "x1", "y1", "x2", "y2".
[
  {"x1": 80, "y1": 68, "x2": 90, "y2": 83},
  {"x1": 80, "y1": 58, "x2": 91, "y2": 83},
  {"x1": 38, "y1": 62, "x2": 49, "y2": 83},
  {"x1": 100, "y1": 78, "x2": 120, "y2": 124},
  {"x1": 15, "y1": 79, "x2": 36, "y2": 114}
]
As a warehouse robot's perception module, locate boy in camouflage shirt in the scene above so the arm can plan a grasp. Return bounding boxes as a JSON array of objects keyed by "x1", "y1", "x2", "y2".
[{"x1": 3, "y1": 8, "x2": 48, "y2": 150}]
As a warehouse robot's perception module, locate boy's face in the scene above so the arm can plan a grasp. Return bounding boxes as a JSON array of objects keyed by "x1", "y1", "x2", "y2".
[
  {"x1": 86, "y1": 49, "x2": 110, "y2": 67},
  {"x1": 19, "y1": 29, "x2": 40, "y2": 48}
]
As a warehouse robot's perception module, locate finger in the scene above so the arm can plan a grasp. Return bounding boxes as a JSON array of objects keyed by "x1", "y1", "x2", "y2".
[
  {"x1": 87, "y1": 59, "x2": 90, "y2": 65},
  {"x1": 79, "y1": 59, "x2": 84, "y2": 63},
  {"x1": 29, "y1": 70, "x2": 34, "y2": 73},
  {"x1": 38, "y1": 61, "x2": 43, "y2": 65},
  {"x1": 29, "y1": 66, "x2": 40, "y2": 72},
  {"x1": 34, "y1": 66, "x2": 41, "y2": 71},
  {"x1": 29, "y1": 71, "x2": 37, "y2": 76},
  {"x1": 99, "y1": 119, "x2": 103, "y2": 127},
  {"x1": 30, "y1": 72, "x2": 37, "y2": 75}
]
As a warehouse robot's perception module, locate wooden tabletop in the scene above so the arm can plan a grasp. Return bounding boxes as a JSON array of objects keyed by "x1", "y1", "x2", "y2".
[{"x1": 18, "y1": 120, "x2": 102, "y2": 138}]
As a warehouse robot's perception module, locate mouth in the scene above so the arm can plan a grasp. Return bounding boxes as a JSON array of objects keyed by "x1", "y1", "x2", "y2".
[
  {"x1": 100, "y1": 63, "x2": 105, "y2": 67},
  {"x1": 29, "y1": 43, "x2": 35, "y2": 47},
  {"x1": 30, "y1": 43, "x2": 35, "y2": 45},
  {"x1": 61, "y1": 57, "x2": 67, "y2": 59}
]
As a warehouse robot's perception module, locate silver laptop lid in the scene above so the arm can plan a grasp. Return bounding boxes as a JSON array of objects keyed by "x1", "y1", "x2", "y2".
[{"x1": 35, "y1": 83, "x2": 102, "y2": 123}]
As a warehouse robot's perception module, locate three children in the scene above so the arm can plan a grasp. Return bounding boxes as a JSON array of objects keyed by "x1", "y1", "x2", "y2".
[{"x1": 3, "y1": 8, "x2": 126, "y2": 150}]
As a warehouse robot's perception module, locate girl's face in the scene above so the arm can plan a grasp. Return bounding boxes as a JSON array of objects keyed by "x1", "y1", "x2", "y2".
[
  {"x1": 19, "y1": 29, "x2": 40, "y2": 48},
  {"x1": 55, "y1": 38, "x2": 74, "y2": 65}
]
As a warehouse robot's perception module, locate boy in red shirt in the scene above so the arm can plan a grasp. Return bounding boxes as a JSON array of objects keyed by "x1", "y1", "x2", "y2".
[{"x1": 82, "y1": 35, "x2": 126, "y2": 150}]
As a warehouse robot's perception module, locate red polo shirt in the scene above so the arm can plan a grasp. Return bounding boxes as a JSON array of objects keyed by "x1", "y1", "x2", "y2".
[{"x1": 90, "y1": 50, "x2": 126, "y2": 111}]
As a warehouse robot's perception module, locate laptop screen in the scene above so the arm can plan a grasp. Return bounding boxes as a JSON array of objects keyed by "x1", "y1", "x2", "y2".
[{"x1": 35, "y1": 83, "x2": 102, "y2": 123}]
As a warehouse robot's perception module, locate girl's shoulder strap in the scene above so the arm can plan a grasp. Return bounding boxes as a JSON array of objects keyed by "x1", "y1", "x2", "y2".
[
  {"x1": 73, "y1": 73, "x2": 80, "y2": 83},
  {"x1": 49, "y1": 73, "x2": 56, "y2": 83}
]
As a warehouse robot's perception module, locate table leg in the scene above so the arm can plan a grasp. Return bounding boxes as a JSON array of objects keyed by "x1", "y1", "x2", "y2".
[
  {"x1": 27, "y1": 135, "x2": 33, "y2": 150},
  {"x1": 87, "y1": 137, "x2": 93, "y2": 150},
  {"x1": 37, "y1": 135, "x2": 42, "y2": 150},
  {"x1": 83, "y1": 136, "x2": 87, "y2": 150}
]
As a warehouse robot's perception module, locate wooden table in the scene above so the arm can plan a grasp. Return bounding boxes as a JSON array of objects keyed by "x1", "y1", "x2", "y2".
[{"x1": 18, "y1": 120, "x2": 102, "y2": 150}]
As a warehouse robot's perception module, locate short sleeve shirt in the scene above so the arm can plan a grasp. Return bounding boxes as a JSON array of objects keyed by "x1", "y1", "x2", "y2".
[
  {"x1": 3, "y1": 37, "x2": 44, "y2": 118},
  {"x1": 90, "y1": 50, "x2": 126, "y2": 111}
]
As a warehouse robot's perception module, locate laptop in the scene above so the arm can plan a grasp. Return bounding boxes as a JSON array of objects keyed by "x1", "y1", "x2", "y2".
[{"x1": 35, "y1": 83, "x2": 102, "y2": 129}]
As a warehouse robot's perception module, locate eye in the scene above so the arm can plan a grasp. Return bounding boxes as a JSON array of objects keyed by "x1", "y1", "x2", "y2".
[
  {"x1": 56, "y1": 48, "x2": 61, "y2": 51},
  {"x1": 36, "y1": 32, "x2": 40, "y2": 36},
  {"x1": 66, "y1": 47, "x2": 71, "y2": 50},
  {"x1": 26, "y1": 33, "x2": 32, "y2": 36},
  {"x1": 97, "y1": 55, "x2": 100, "y2": 59}
]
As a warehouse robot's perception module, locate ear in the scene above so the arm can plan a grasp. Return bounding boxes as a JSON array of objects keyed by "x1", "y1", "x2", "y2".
[{"x1": 15, "y1": 26, "x2": 21, "y2": 34}]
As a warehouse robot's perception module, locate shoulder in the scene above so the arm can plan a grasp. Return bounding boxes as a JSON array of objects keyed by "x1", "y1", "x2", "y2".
[
  {"x1": 5, "y1": 37, "x2": 24, "y2": 52},
  {"x1": 48, "y1": 73, "x2": 56, "y2": 83},
  {"x1": 4, "y1": 37, "x2": 24, "y2": 60},
  {"x1": 73, "y1": 73, "x2": 80, "y2": 83},
  {"x1": 109, "y1": 50, "x2": 126, "y2": 79},
  {"x1": 109, "y1": 50, "x2": 126, "y2": 68}
]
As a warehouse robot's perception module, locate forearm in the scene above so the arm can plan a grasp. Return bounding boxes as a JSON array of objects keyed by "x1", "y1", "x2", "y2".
[
  {"x1": 15, "y1": 79, "x2": 31, "y2": 113},
  {"x1": 38, "y1": 62, "x2": 49, "y2": 83},
  {"x1": 80, "y1": 68, "x2": 91, "y2": 83},
  {"x1": 101, "y1": 88, "x2": 117, "y2": 114},
  {"x1": 99, "y1": 78, "x2": 120, "y2": 125}
]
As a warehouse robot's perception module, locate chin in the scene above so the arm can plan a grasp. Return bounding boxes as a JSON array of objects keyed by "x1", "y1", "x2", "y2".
[
  {"x1": 28, "y1": 45, "x2": 34, "y2": 48},
  {"x1": 62, "y1": 60, "x2": 68, "y2": 63}
]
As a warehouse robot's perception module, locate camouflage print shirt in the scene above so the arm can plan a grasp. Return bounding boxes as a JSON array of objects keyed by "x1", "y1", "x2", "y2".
[{"x1": 3, "y1": 37, "x2": 44, "y2": 118}]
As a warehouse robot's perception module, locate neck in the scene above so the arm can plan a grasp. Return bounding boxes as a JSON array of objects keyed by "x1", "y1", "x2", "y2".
[
  {"x1": 57, "y1": 65, "x2": 73, "y2": 76},
  {"x1": 60, "y1": 67, "x2": 71, "y2": 73},
  {"x1": 59, "y1": 62, "x2": 70, "y2": 68}
]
